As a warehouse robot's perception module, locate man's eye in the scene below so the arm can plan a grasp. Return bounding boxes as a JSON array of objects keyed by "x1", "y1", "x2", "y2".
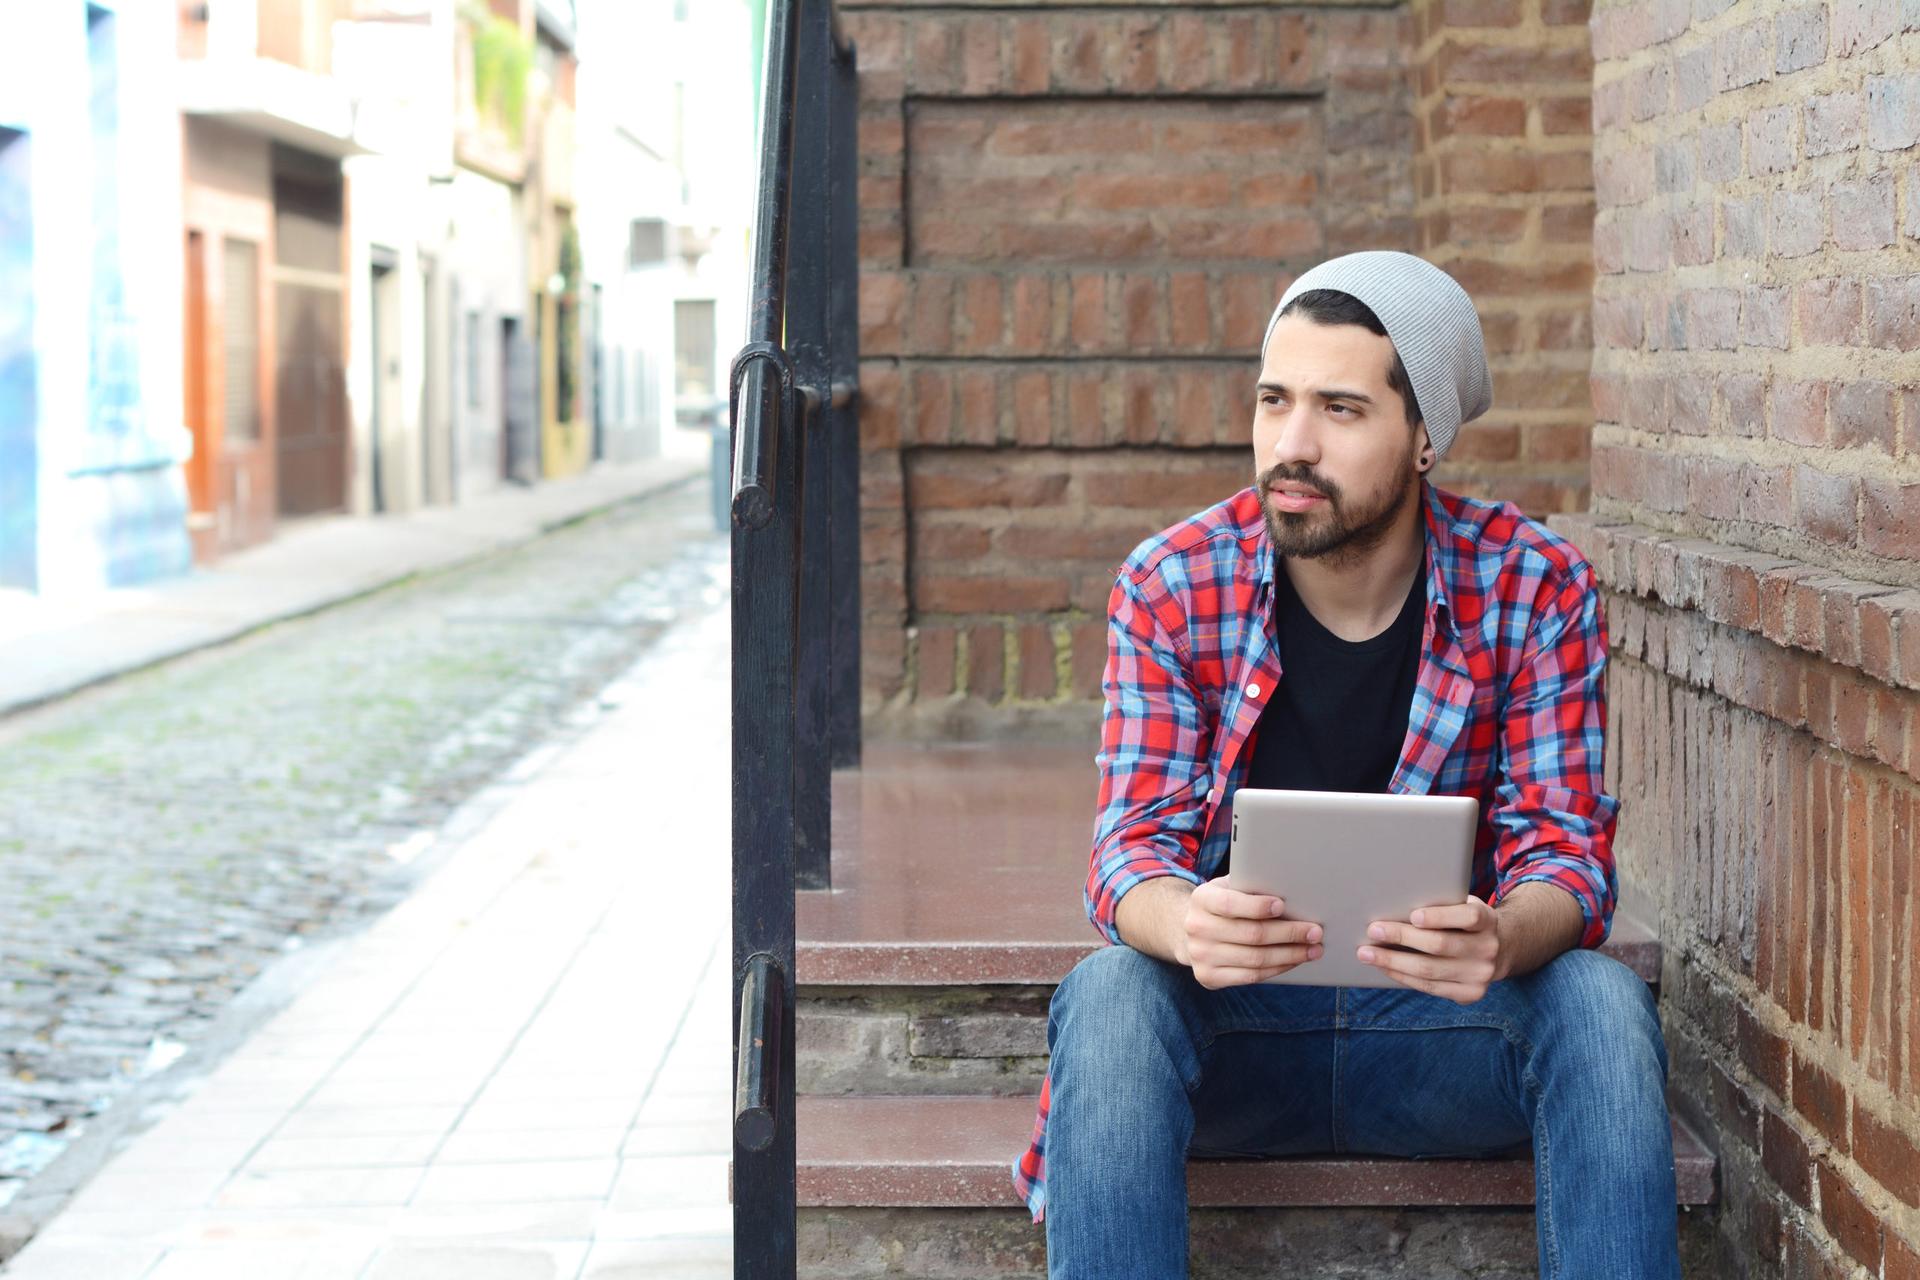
[{"x1": 1329, "y1": 403, "x2": 1354, "y2": 416}]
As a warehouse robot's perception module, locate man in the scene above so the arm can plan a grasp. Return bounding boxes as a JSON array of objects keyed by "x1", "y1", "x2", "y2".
[{"x1": 1011, "y1": 251, "x2": 1680, "y2": 1279}]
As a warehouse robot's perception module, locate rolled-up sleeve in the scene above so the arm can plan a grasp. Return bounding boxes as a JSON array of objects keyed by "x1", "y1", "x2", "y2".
[
  {"x1": 1084, "y1": 569, "x2": 1212, "y2": 944},
  {"x1": 1487, "y1": 564, "x2": 1621, "y2": 949}
]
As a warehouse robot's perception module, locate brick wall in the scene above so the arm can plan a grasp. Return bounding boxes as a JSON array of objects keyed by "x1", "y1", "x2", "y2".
[
  {"x1": 1570, "y1": 0, "x2": 1920, "y2": 1272},
  {"x1": 851, "y1": 0, "x2": 1601, "y2": 735},
  {"x1": 1411, "y1": 0, "x2": 1600, "y2": 513}
]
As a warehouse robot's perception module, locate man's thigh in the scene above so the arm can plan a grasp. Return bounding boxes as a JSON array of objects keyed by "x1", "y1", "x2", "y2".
[{"x1": 1189, "y1": 981, "x2": 1532, "y2": 1160}]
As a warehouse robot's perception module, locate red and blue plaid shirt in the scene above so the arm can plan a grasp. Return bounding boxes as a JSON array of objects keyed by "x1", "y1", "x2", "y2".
[{"x1": 1012, "y1": 480, "x2": 1620, "y2": 1222}]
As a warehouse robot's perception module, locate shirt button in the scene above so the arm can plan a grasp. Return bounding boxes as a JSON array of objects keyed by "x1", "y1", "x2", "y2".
[{"x1": 1246, "y1": 682, "x2": 1262, "y2": 699}]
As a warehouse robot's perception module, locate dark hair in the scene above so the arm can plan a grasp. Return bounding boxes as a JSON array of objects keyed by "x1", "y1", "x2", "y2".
[{"x1": 1276, "y1": 288, "x2": 1423, "y2": 430}]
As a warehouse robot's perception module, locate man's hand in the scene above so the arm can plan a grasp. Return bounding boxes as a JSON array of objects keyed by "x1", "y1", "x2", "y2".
[
  {"x1": 1179, "y1": 879, "x2": 1323, "y2": 990},
  {"x1": 1357, "y1": 894, "x2": 1504, "y2": 1004}
]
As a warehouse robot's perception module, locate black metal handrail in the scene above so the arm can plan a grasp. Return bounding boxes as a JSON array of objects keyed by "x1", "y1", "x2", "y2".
[{"x1": 730, "y1": 1, "x2": 859, "y2": 1277}]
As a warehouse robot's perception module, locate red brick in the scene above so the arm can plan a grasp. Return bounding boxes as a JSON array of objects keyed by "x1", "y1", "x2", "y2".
[
  {"x1": 1796, "y1": 278, "x2": 1863, "y2": 345},
  {"x1": 1775, "y1": 2, "x2": 1828, "y2": 73},
  {"x1": 1011, "y1": 370, "x2": 1053, "y2": 447},
  {"x1": 953, "y1": 369, "x2": 998, "y2": 446},
  {"x1": 1804, "y1": 91, "x2": 1864, "y2": 157},
  {"x1": 1747, "y1": 104, "x2": 1798, "y2": 175},
  {"x1": 860, "y1": 362, "x2": 903, "y2": 452},
  {"x1": 1835, "y1": 0, "x2": 1899, "y2": 56},
  {"x1": 1791, "y1": 1047, "x2": 1849, "y2": 1150},
  {"x1": 958, "y1": 276, "x2": 1004, "y2": 355},
  {"x1": 1853, "y1": 1100, "x2": 1920, "y2": 1206},
  {"x1": 916, "y1": 520, "x2": 992, "y2": 563},
  {"x1": 1121, "y1": 273, "x2": 1163, "y2": 349},
  {"x1": 966, "y1": 622, "x2": 1004, "y2": 701},
  {"x1": 916, "y1": 574, "x2": 1068, "y2": 615},
  {"x1": 1017, "y1": 623, "x2": 1056, "y2": 699},
  {"x1": 907, "y1": 460, "x2": 1068, "y2": 510},
  {"x1": 1868, "y1": 275, "x2": 1920, "y2": 350},
  {"x1": 1009, "y1": 16, "x2": 1049, "y2": 94},
  {"x1": 915, "y1": 625, "x2": 958, "y2": 700},
  {"x1": 1068, "y1": 274, "x2": 1108, "y2": 352},
  {"x1": 910, "y1": 274, "x2": 956, "y2": 353},
  {"x1": 1888, "y1": 1233, "x2": 1920, "y2": 1280},
  {"x1": 1168, "y1": 273, "x2": 1209, "y2": 350},
  {"x1": 1764, "y1": 1106, "x2": 1816, "y2": 1207},
  {"x1": 1831, "y1": 172, "x2": 1897, "y2": 250},
  {"x1": 910, "y1": 18, "x2": 962, "y2": 94},
  {"x1": 960, "y1": 17, "x2": 1002, "y2": 94},
  {"x1": 1008, "y1": 275, "x2": 1051, "y2": 354},
  {"x1": 1740, "y1": 1005, "x2": 1791, "y2": 1096},
  {"x1": 1817, "y1": 1159, "x2": 1884, "y2": 1270},
  {"x1": 1793, "y1": 465, "x2": 1858, "y2": 548},
  {"x1": 1831, "y1": 380, "x2": 1895, "y2": 452},
  {"x1": 1770, "y1": 380, "x2": 1829, "y2": 446},
  {"x1": 1432, "y1": 94, "x2": 1527, "y2": 138},
  {"x1": 1770, "y1": 187, "x2": 1826, "y2": 258},
  {"x1": 1539, "y1": 96, "x2": 1590, "y2": 134},
  {"x1": 1070, "y1": 620, "x2": 1105, "y2": 699},
  {"x1": 1863, "y1": 479, "x2": 1920, "y2": 560}
]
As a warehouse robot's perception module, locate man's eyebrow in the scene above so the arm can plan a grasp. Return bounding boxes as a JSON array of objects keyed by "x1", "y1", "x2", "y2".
[{"x1": 1254, "y1": 380, "x2": 1376, "y2": 405}]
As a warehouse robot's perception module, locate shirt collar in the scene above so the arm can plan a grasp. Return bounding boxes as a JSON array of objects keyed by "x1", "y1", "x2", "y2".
[{"x1": 1252, "y1": 478, "x2": 1459, "y2": 639}]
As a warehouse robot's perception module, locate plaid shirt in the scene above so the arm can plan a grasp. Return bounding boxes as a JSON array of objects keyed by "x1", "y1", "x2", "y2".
[{"x1": 1011, "y1": 480, "x2": 1620, "y2": 1222}]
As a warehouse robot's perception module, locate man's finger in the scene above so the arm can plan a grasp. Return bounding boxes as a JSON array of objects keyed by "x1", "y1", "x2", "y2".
[
  {"x1": 1363, "y1": 920, "x2": 1463, "y2": 958},
  {"x1": 1200, "y1": 883, "x2": 1289, "y2": 919},
  {"x1": 1357, "y1": 944, "x2": 1454, "y2": 985},
  {"x1": 1201, "y1": 963, "x2": 1301, "y2": 988},
  {"x1": 1408, "y1": 896, "x2": 1493, "y2": 932},
  {"x1": 1192, "y1": 941, "x2": 1322, "y2": 970},
  {"x1": 1372, "y1": 966, "x2": 1485, "y2": 1005},
  {"x1": 1191, "y1": 915, "x2": 1322, "y2": 948}
]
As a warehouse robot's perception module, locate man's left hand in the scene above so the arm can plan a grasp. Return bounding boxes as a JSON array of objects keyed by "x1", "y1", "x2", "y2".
[{"x1": 1357, "y1": 895, "x2": 1506, "y2": 1004}]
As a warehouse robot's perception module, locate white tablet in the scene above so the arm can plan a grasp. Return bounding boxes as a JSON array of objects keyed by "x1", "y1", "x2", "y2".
[{"x1": 1224, "y1": 787, "x2": 1481, "y2": 988}]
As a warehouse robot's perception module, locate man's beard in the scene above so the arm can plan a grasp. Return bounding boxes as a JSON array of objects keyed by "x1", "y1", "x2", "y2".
[{"x1": 1259, "y1": 453, "x2": 1419, "y2": 565}]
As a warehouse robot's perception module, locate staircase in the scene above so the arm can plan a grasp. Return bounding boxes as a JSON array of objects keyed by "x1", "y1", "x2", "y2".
[{"x1": 788, "y1": 743, "x2": 1725, "y2": 1278}]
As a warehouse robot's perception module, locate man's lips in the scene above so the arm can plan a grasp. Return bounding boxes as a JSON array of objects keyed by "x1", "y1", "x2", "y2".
[{"x1": 1268, "y1": 485, "x2": 1327, "y2": 511}]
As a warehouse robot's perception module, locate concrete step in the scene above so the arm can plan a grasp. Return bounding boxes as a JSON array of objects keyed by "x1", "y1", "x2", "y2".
[
  {"x1": 796, "y1": 1093, "x2": 1718, "y2": 1209},
  {"x1": 799, "y1": 745, "x2": 1663, "y2": 989}
]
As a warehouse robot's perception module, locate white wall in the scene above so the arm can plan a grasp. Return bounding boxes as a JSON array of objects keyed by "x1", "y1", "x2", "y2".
[
  {"x1": 338, "y1": 2, "x2": 457, "y2": 516},
  {"x1": 0, "y1": 0, "x2": 188, "y2": 594}
]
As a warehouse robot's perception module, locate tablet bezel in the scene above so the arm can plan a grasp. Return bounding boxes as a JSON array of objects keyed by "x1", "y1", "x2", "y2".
[{"x1": 1223, "y1": 787, "x2": 1481, "y2": 988}]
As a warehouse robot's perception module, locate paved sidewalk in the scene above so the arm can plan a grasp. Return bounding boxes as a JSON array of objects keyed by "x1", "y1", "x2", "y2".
[
  {"x1": 0, "y1": 455, "x2": 708, "y2": 718},
  {"x1": 0, "y1": 605, "x2": 733, "y2": 1279}
]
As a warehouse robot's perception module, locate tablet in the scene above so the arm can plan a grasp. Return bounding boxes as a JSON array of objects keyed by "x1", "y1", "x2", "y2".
[{"x1": 1224, "y1": 787, "x2": 1480, "y2": 988}]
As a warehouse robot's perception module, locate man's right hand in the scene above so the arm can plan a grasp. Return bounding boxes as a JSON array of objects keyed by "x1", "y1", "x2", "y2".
[{"x1": 1177, "y1": 879, "x2": 1324, "y2": 989}]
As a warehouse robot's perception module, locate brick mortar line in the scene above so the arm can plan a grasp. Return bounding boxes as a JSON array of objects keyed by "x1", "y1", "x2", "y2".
[
  {"x1": 1590, "y1": 348, "x2": 1920, "y2": 389},
  {"x1": 1595, "y1": 16, "x2": 1920, "y2": 78},
  {"x1": 1641, "y1": 898, "x2": 1920, "y2": 1247},
  {"x1": 1656, "y1": 1015, "x2": 1916, "y2": 1263},
  {"x1": 1590, "y1": 426, "x2": 1920, "y2": 477}
]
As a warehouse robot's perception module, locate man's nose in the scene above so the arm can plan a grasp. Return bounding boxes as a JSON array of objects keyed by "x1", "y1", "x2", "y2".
[{"x1": 1269, "y1": 404, "x2": 1319, "y2": 467}]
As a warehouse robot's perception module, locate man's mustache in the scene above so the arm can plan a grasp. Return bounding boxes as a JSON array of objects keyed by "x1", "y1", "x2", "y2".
[{"x1": 1258, "y1": 465, "x2": 1340, "y2": 504}]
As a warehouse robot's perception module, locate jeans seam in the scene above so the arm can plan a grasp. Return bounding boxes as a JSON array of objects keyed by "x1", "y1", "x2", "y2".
[
  {"x1": 1331, "y1": 988, "x2": 1346, "y2": 1154},
  {"x1": 1529, "y1": 1065, "x2": 1558, "y2": 1280}
]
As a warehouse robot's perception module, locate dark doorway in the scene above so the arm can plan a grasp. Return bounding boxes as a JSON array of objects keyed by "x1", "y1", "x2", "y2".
[{"x1": 501, "y1": 315, "x2": 537, "y2": 485}]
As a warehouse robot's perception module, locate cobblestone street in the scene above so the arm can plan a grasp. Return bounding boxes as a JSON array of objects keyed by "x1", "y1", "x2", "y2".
[{"x1": 0, "y1": 479, "x2": 724, "y2": 1214}]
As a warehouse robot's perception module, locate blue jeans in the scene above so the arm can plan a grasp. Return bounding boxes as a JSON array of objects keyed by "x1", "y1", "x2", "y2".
[{"x1": 1043, "y1": 945, "x2": 1680, "y2": 1279}]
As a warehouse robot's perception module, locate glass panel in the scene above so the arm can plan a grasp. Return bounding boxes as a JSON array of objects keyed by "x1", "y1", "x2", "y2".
[{"x1": 222, "y1": 238, "x2": 260, "y2": 443}]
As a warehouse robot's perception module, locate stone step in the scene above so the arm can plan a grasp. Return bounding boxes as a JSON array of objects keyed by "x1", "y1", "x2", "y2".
[
  {"x1": 796, "y1": 1093, "x2": 1718, "y2": 1209},
  {"x1": 800, "y1": 744, "x2": 1664, "y2": 989}
]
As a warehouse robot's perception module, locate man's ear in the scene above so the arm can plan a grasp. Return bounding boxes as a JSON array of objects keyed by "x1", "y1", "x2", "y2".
[{"x1": 1415, "y1": 425, "x2": 1435, "y2": 472}]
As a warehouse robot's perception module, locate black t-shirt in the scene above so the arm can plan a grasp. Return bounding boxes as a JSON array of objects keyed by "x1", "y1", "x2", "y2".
[{"x1": 1241, "y1": 555, "x2": 1426, "y2": 801}]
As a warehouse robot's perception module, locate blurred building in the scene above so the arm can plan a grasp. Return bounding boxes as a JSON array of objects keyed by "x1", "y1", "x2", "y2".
[
  {"x1": 0, "y1": 0, "x2": 741, "y2": 595},
  {"x1": 575, "y1": 0, "x2": 755, "y2": 471},
  {"x1": 0, "y1": 2, "x2": 192, "y2": 592}
]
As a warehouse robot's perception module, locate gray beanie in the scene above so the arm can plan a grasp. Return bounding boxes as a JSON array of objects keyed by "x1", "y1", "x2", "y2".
[{"x1": 1262, "y1": 251, "x2": 1493, "y2": 461}]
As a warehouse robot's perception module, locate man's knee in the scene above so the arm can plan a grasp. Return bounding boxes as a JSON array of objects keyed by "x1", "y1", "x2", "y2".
[
  {"x1": 1050, "y1": 945, "x2": 1199, "y2": 1080},
  {"x1": 1524, "y1": 947, "x2": 1667, "y2": 1077}
]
